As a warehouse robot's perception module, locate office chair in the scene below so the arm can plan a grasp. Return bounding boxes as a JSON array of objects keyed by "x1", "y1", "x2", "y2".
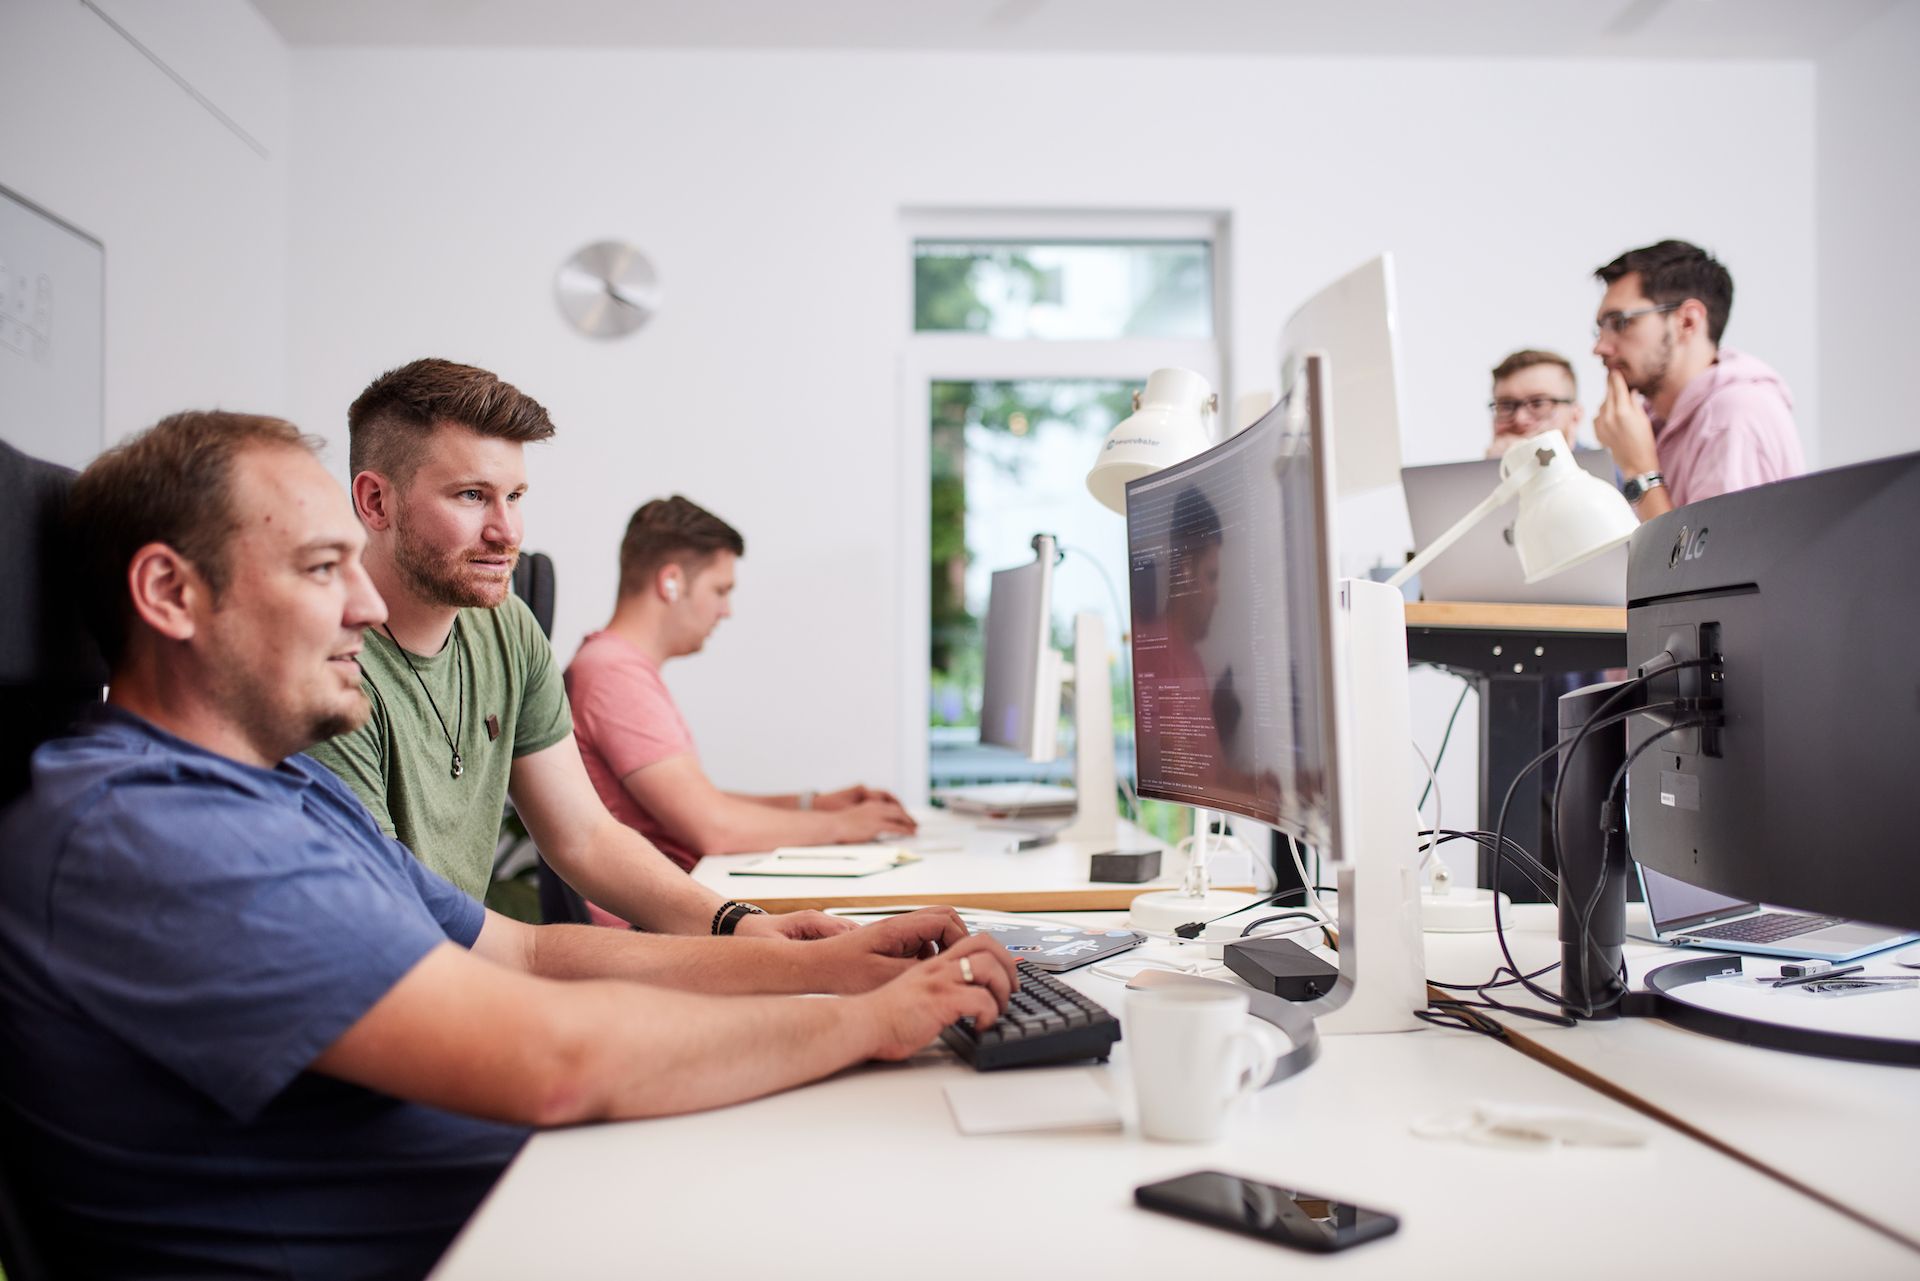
[
  {"x1": 0, "y1": 440, "x2": 108, "y2": 1281},
  {"x1": 505, "y1": 552, "x2": 594, "y2": 925}
]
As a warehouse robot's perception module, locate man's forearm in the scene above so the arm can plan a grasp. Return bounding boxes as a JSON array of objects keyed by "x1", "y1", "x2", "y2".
[
  {"x1": 555, "y1": 982, "x2": 882, "y2": 1122},
  {"x1": 523, "y1": 923, "x2": 857, "y2": 993},
  {"x1": 550, "y1": 818, "x2": 728, "y2": 935}
]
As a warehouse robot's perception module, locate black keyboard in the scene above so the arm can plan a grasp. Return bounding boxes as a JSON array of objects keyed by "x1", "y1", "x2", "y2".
[
  {"x1": 1685, "y1": 912, "x2": 1847, "y2": 944},
  {"x1": 940, "y1": 961, "x2": 1122, "y2": 1070}
]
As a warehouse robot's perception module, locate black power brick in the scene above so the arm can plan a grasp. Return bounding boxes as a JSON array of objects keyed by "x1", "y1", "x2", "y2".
[{"x1": 1222, "y1": 936, "x2": 1339, "y2": 1002}]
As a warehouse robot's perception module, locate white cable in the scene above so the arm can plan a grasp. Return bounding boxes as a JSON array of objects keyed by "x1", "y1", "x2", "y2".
[
  {"x1": 1285, "y1": 833, "x2": 1335, "y2": 923},
  {"x1": 1172, "y1": 828, "x2": 1276, "y2": 894},
  {"x1": 1410, "y1": 735, "x2": 1441, "y2": 870}
]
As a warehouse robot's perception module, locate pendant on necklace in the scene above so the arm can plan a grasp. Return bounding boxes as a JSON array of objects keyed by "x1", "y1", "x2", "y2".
[{"x1": 451, "y1": 752, "x2": 464, "y2": 780}]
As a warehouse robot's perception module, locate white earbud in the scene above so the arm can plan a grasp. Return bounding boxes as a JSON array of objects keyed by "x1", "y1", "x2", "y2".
[{"x1": 664, "y1": 578, "x2": 680, "y2": 602}]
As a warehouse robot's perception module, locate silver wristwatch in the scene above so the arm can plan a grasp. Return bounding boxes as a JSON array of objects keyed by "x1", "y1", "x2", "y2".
[{"x1": 1622, "y1": 470, "x2": 1666, "y2": 504}]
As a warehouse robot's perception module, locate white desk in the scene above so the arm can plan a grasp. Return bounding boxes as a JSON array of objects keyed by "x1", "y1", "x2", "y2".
[
  {"x1": 1424, "y1": 904, "x2": 1920, "y2": 1252},
  {"x1": 432, "y1": 923, "x2": 1916, "y2": 1279},
  {"x1": 690, "y1": 812, "x2": 1249, "y2": 913}
]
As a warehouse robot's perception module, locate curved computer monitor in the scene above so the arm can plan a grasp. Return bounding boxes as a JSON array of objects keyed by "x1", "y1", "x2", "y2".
[
  {"x1": 1124, "y1": 389, "x2": 1339, "y2": 851},
  {"x1": 978, "y1": 537, "x2": 1058, "y2": 762},
  {"x1": 1279, "y1": 253, "x2": 1405, "y2": 498},
  {"x1": 1625, "y1": 451, "x2": 1920, "y2": 932}
]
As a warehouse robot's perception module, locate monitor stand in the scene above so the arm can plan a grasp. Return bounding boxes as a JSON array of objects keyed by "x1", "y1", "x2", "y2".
[{"x1": 1300, "y1": 577, "x2": 1428, "y2": 1034}]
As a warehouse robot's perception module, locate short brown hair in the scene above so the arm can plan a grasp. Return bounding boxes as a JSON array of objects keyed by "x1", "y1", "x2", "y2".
[
  {"x1": 1491, "y1": 349, "x2": 1577, "y2": 393},
  {"x1": 1595, "y1": 239, "x2": 1734, "y2": 346},
  {"x1": 347, "y1": 358, "x2": 555, "y2": 487},
  {"x1": 618, "y1": 496, "x2": 745, "y2": 598},
  {"x1": 68, "y1": 411, "x2": 319, "y2": 665}
]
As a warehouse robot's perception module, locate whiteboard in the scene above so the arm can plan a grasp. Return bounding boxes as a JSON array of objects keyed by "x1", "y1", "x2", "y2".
[{"x1": 0, "y1": 184, "x2": 104, "y2": 470}]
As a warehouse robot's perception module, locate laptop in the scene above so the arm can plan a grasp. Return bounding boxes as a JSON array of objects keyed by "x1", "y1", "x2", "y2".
[
  {"x1": 1401, "y1": 450, "x2": 1627, "y2": 606},
  {"x1": 1636, "y1": 861, "x2": 1920, "y2": 962}
]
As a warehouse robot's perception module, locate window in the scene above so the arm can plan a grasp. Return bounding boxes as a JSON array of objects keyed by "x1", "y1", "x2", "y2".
[{"x1": 902, "y1": 214, "x2": 1227, "y2": 842}]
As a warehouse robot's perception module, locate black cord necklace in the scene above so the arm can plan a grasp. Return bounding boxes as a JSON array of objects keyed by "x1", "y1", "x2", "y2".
[{"x1": 383, "y1": 618, "x2": 465, "y2": 779}]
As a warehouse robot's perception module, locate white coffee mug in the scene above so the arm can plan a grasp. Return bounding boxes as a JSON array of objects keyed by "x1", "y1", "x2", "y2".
[{"x1": 1126, "y1": 985, "x2": 1283, "y2": 1142}]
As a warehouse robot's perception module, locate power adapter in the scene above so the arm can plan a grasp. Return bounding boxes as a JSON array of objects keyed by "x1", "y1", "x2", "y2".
[{"x1": 1222, "y1": 936, "x2": 1339, "y2": 1002}]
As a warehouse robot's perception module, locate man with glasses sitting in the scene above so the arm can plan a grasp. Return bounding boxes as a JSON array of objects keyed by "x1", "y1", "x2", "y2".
[
  {"x1": 1589, "y1": 239, "x2": 1803, "y2": 520},
  {"x1": 1484, "y1": 348, "x2": 1585, "y2": 459}
]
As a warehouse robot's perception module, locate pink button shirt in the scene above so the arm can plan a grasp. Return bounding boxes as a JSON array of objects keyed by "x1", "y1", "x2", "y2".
[
  {"x1": 565, "y1": 631, "x2": 699, "y2": 927},
  {"x1": 1650, "y1": 347, "x2": 1805, "y2": 508}
]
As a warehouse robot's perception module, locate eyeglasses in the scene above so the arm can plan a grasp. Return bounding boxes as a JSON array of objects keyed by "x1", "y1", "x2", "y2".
[
  {"x1": 1593, "y1": 301, "x2": 1680, "y2": 338},
  {"x1": 1489, "y1": 395, "x2": 1575, "y2": 422}
]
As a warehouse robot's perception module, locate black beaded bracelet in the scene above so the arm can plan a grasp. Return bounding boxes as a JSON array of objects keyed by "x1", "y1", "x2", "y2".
[{"x1": 712, "y1": 900, "x2": 766, "y2": 936}]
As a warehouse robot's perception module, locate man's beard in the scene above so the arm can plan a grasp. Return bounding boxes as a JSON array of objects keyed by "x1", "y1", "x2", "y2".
[
  {"x1": 392, "y1": 510, "x2": 519, "y2": 610},
  {"x1": 1627, "y1": 326, "x2": 1675, "y2": 400}
]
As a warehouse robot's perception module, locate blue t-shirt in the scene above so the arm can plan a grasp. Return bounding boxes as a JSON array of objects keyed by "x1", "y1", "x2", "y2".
[{"x1": 0, "y1": 706, "x2": 529, "y2": 1280}]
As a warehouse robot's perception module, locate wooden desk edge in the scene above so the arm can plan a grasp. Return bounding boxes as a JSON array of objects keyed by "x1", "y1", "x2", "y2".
[
  {"x1": 720, "y1": 885, "x2": 1255, "y2": 915},
  {"x1": 1404, "y1": 601, "x2": 1626, "y2": 633}
]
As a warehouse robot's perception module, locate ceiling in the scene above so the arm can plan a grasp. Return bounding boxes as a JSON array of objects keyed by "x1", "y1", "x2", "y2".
[{"x1": 250, "y1": 0, "x2": 1905, "y2": 59}]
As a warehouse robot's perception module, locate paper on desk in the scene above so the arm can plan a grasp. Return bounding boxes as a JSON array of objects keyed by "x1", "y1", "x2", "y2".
[
  {"x1": 943, "y1": 1069, "x2": 1121, "y2": 1136},
  {"x1": 733, "y1": 846, "x2": 921, "y2": 877}
]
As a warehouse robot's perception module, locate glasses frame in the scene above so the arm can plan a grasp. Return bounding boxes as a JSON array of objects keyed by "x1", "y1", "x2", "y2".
[
  {"x1": 1593, "y1": 301, "x2": 1681, "y2": 338},
  {"x1": 1488, "y1": 395, "x2": 1576, "y2": 422}
]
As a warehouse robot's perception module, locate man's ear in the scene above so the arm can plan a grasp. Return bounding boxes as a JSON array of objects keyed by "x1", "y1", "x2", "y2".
[
  {"x1": 353, "y1": 470, "x2": 396, "y2": 531},
  {"x1": 126, "y1": 542, "x2": 204, "y2": 643},
  {"x1": 1679, "y1": 298, "x2": 1712, "y2": 346}
]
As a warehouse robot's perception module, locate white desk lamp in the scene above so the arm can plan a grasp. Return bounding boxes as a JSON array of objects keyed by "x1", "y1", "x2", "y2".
[
  {"x1": 1390, "y1": 429, "x2": 1637, "y2": 931},
  {"x1": 1389, "y1": 430, "x2": 1636, "y2": 591},
  {"x1": 1085, "y1": 367, "x2": 1217, "y2": 515}
]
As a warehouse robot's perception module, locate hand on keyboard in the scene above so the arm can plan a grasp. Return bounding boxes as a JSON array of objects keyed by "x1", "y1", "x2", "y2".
[
  {"x1": 942, "y1": 962, "x2": 1123, "y2": 1071},
  {"x1": 863, "y1": 934, "x2": 1020, "y2": 1061}
]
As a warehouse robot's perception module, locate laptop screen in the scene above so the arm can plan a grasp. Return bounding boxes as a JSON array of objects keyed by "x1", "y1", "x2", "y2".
[{"x1": 1639, "y1": 862, "x2": 1756, "y2": 932}]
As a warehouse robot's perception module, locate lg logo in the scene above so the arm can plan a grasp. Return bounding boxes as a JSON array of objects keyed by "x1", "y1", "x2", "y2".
[{"x1": 1669, "y1": 525, "x2": 1711, "y2": 568}]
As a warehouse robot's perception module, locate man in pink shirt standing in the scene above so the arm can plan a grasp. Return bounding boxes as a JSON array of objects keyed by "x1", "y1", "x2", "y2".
[
  {"x1": 566, "y1": 497, "x2": 914, "y2": 925},
  {"x1": 1590, "y1": 239, "x2": 1805, "y2": 520}
]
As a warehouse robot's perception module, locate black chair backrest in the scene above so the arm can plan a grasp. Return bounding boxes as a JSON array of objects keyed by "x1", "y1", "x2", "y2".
[
  {"x1": 0, "y1": 441, "x2": 108, "y2": 806},
  {"x1": 510, "y1": 550, "x2": 556, "y2": 638},
  {"x1": 505, "y1": 550, "x2": 592, "y2": 925},
  {"x1": 0, "y1": 441, "x2": 102, "y2": 1280}
]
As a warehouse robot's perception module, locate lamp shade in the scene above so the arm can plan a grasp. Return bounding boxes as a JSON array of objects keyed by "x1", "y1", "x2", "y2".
[
  {"x1": 1505, "y1": 431, "x2": 1638, "y2": 581},
  {"x1": 1085, "y1": 367, "x2": 1216, "y2": 513}
]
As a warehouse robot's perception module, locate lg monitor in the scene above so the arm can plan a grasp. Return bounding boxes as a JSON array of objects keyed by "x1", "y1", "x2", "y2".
[{"x1": 1625, "y1": 451, "x2": 1920, "y2": 934}]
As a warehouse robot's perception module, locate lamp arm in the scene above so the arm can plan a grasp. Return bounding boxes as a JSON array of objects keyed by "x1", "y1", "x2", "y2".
[{"x1": 1386, "y1": 471, "x2": 1529, "y2": 588}]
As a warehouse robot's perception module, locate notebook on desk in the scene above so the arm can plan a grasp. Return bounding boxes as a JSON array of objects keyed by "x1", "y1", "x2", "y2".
[
  {"x1": 733, "y1": 847, "x2": 921, "y2": 877},
  {"x1": 1637, "y1": 861, "x2": 1919, "y2": 961},
  {"x1": 1402, "y1": 452, "x2": 1627, "y2": 606}
]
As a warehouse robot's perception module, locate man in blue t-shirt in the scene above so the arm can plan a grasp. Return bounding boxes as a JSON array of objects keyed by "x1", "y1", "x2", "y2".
[{"x1": 0, "y1": 412, "x2": 1017, "y2": 1279}]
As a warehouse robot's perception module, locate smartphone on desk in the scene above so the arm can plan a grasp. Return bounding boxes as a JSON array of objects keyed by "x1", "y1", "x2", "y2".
[{"x1": 1135, "y1": 1170, "x2": 1399, "y2": 1253}]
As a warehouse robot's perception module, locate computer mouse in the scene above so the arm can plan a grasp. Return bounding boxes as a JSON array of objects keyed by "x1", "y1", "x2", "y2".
[{"x1": 1892, "y1": 946, "x2": 1920, "y2": 969}]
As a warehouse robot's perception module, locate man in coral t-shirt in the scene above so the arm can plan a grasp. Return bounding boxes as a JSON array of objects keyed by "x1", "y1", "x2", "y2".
[{"x1": 565, "y1": 497, "x2": 915, "y2": 926}]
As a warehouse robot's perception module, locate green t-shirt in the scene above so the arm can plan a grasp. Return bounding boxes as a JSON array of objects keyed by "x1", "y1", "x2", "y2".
[{"x1": 306, "y1": 594, "x2": 572, "y2": 900}]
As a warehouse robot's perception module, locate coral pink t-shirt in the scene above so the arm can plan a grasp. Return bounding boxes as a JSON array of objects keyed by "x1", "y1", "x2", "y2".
[{"x1": 565, "y1": 631, "x2": 699, "y2": 927}]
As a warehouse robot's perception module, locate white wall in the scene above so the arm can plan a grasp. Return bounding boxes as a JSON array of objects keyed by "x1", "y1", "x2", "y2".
[
  {"x1": 1817, "y1": 0, "x2": 1920, "y2": 468},
  {"x1": 0, "y1": 0, "x2": 290, "y2": 450},
  {"x1": 284, "y1": 50, "x2": 1812, "y2": 821},
  {"x1": 288, "y1": 49, "x2": 1815, "y2": 822}
]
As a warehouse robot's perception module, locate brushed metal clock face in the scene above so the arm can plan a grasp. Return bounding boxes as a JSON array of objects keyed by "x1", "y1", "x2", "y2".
[{"x1": 555, "y1": 240, "x2": 660, "y2": 338}]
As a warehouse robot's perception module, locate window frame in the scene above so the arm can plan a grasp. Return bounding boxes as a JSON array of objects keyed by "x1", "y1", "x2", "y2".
[{"x1": 896, "y1": 210, "x2": 1231, "y2": 802}]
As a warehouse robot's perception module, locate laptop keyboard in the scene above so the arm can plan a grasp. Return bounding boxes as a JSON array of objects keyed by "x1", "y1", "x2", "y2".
[{"x1": 1684, "y1": 912, "x2": 1848, "y2": 944}]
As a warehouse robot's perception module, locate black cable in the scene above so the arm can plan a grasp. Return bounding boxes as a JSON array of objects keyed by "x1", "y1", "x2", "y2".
[
  {"x1": 1171, "y1": 885, "x2": 1323, "y2": 939},
  {"x1": 1567, "y1": 718, "x2": 1709, "y2": 1013},
  {"x1": 1486, "y1": 663, "x2": 1717, "y2": 1016},
  {"x1": 1419, "y1": 828, "x2": 1556, "y2": 900},
  {"x1": 1418, "y1": 677, "x2": 1472, "y2": 813}
]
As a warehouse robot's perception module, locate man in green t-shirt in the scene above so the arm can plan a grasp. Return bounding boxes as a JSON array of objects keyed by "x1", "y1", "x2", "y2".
[{"x1": 307, "y1": 358, "x2": 848, "y2": 940}]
